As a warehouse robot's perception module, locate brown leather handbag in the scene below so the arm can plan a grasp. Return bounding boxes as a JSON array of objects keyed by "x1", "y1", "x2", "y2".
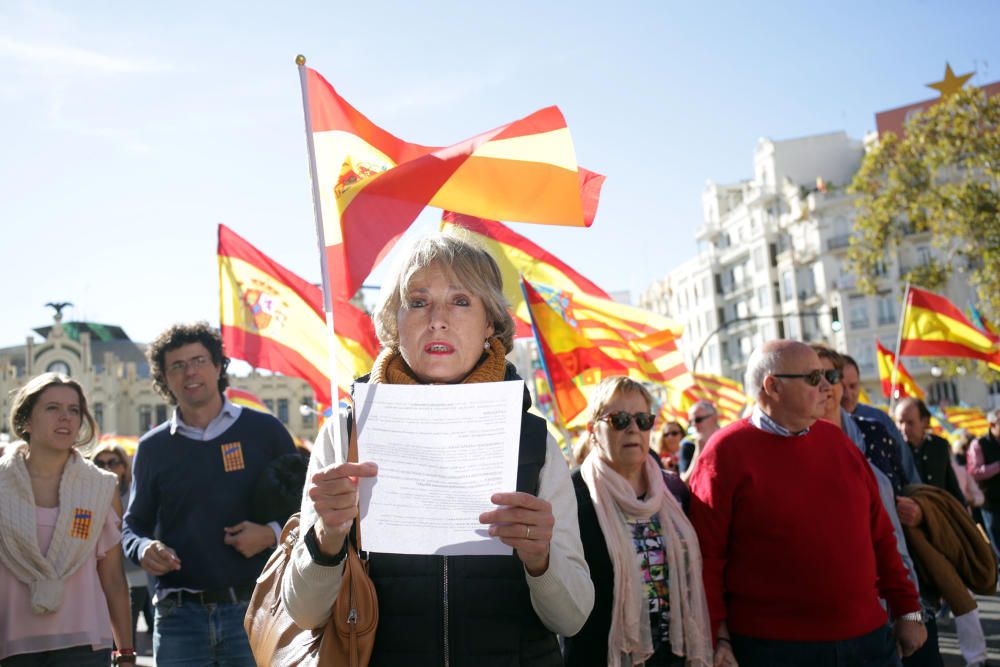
[{"x1": 245, "y1": 420, "x2": 378, "y2": 666}]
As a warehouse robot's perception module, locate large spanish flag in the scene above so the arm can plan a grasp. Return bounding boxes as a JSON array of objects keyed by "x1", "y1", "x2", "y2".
[
  {"x1": 941, "y1": 406, "x2": 990, "y2": 437},
  {"x1": 300, "y1": 64, "x2": 604, "y2": 302},
  {"x1": 522, "y1": 278, "x2": 692, "y2": 424},
  {"x1": 440, "y1": 212, "x2": 610, "y2": 337},
  {"x1": 876, "y1": 339, "x2": 925, "y2": 400},
  {"x1": 899, "y1": 287, "x2": 1000, "y2": 368},
  {"x1": 218, "y1": 224, "x2": 379, "y2": 405}
]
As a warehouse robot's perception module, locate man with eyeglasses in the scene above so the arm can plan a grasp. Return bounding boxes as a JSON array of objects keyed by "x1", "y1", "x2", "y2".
[
  {"x1": 677, "y1": 401, "x2": 719, "y2": 479},
  {"x1": 688, "y1": 340, "x2": 925, "y2": 667},
  {"x1": 122, "y1": 322, "x2": 297, "y2": 666}
]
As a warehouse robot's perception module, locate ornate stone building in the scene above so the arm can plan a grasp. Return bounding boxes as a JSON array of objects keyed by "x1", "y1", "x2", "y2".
[{"x1": 0, "y1": 315, "x2": 321, "y2": 445}]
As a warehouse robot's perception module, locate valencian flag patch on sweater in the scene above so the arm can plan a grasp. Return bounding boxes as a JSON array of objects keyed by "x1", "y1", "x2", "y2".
[
  {"x1": 221, "y1": 442, "x2": 245, "y2": 472},
  {"x1": 70, "y1": 508, "x2": 93, "y2": 539}
]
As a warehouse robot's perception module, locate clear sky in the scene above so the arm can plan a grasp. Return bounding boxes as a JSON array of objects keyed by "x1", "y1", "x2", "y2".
[{"x1": 2, "y1": 0, "x2": 998, "y2": 349}]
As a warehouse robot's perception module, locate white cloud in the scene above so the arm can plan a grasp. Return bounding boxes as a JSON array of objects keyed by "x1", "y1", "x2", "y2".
[{"x1": 0, "y1": 36, "x2": 167, "y2": 73}]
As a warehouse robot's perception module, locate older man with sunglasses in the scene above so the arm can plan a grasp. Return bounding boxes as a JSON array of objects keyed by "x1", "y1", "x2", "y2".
[
  {"x1": 688, "y1": 339, "x2": 924, "y2": 667},
  {"x1": 678, "y1": 401, "x2": 719, "y2": 481}
]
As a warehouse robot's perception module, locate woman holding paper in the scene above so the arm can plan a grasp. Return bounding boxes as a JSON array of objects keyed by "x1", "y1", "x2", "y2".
[
  {"x1": 563, "y1": 376, "x2": 717, "y2": 667},
  {"x1": 282, "y1": 234, "x2": 594, "y2": 664}
]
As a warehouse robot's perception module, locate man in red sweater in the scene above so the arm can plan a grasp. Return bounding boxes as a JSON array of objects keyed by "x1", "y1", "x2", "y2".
[{"x1": 689, "y1": 340, "x2": 926, "y2": 666}]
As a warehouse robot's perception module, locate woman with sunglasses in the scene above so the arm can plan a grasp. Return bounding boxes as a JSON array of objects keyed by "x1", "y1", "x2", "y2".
[
  {"x1": 0, "y1": 373, "x2": 134, "y2": 666},
  {"x1": 564, "y1": 376, "x2": 714, "y2": 666},
  {"x1": 655, "y1": 421, "x2": 686, "y2": 473},
  {"x1": 91, "y1": 444, "x2": 154, "y2": 653}
]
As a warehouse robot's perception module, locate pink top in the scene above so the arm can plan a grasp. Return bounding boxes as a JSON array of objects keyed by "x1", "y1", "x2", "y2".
[{"x1": 0, "y1": 505, "x2": 121, "y2": 660}]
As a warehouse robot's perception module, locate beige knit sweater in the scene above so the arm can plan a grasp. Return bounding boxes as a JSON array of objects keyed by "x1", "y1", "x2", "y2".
[{"x1": 0, "y1": 442, "x2": 117, "y2": 614}]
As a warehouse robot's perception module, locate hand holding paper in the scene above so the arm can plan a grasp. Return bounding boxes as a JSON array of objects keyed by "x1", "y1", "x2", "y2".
[
  {"x1": 308, "y1": 461, "x2": 379, "y2": 557},
  {"x1": 480, "y1": 492, "x2": 553, "y2": 576}
]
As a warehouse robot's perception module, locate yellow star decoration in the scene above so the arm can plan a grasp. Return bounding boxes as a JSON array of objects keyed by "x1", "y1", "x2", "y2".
[{"x1": 926, "y1": 63, "x2": 974, "y2": 98}]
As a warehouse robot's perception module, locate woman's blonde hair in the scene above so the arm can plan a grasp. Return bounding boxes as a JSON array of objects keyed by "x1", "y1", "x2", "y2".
[
  {"x1": 373, "y1": 233, "x2": 516, "y2": 353},
  {"x1": 9, "y1": 372, "x2": 97, "y2": 450},
  {"x1": 90, "y1": 443, "x2": 132, "y2": 490},
  {"x1": 585, "y1": 376, "x2": 654, "y2": 422}
]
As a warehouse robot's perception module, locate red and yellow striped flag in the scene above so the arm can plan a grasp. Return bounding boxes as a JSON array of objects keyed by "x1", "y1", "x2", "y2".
[
  {"x1": 899, "y1": 287, "x2": 1000, "y2": 368},
  {"x1": 876, "y1": 340, "x2": 925, "y2": 400},
  {"x1": 682, "y1": 373, "x2": 747, "y2": 426},
  {"x1": 440, "y1": 212, "x2": 610, "y2": 337},
  {"x1": 300, "y1": 66, "x2": 605, "y2": 302},
  {"x1": 523, "y1": 278, "x2": 691, "y2": 424},
  {"x1": 941, "y1": 406, "x2": 990, "y2": 437},
  {"x1": 218, "y1": 224, "x2": 379, "y2": 405}
]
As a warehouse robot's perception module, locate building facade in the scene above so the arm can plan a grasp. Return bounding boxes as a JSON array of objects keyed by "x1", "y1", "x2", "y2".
[
  {"x1": 641, "y1": 131, "x2": 998, "y2": 410},
  {"x1": 0, "y1": 317, "x2": 321, "y2": 445}
]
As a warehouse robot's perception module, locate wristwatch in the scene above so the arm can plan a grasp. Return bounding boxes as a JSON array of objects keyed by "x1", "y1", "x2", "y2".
[{"x1": 896, "y1": 611, "x2": 924, "y2": 623}]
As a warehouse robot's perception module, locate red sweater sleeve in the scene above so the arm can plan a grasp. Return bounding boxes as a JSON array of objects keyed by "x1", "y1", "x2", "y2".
[{"x1": 688, "y1": 430, "x2": 734, "y2": 638}]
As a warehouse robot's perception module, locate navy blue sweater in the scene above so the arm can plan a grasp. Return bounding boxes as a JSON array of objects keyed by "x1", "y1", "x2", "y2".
[{"x1": 122, "y1": 409, "x2": 296, "y2": 594}]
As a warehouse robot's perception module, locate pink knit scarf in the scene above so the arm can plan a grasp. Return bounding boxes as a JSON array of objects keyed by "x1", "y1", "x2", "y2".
[{"x1": 580, "y1": 451, "x2": 712, "y2": 666}]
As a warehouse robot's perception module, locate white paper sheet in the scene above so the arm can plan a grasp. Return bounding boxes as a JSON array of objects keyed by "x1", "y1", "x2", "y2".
[{"x1": 353, "y1": 380, "x2": 523, "y2": 556}]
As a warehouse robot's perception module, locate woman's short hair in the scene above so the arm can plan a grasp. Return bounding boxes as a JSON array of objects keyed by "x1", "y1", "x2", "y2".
[
  {"x1": 9, "y1": 372, "x2": 97, "y2": 449},
  {"x1": 373, "y1": 233, "x2": 516, "y2": 353},
  {"x1": 147, "y1": 322, "x2": 230, "y2": 404},
  {"x1": 585, "y1": 376, "x2": 654, "y2": 422},
  {"x1": 90, "y1": 443, "x2": 132, "y2": 488},
  {"x1": 810, "y1": 344, "x2": 845, "y2": 371}
]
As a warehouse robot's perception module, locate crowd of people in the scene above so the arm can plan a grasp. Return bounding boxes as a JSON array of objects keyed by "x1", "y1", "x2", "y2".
[{"x1": 1, "y1": 232, "x2": 998, "y2": 667}]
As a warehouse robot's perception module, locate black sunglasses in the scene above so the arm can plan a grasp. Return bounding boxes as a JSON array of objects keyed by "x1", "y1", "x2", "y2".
[
  {"x1": 94, "y1": 458, "x2": 123, "y2": 469},
  {"x1": 599, "y1": 411, "x2": 656, "y2": 432},
  {"x1": 692, "y1": 413, "x2": 715, "y2": 425},
  {"x1": 664, "y1": 429, "x2": 684, "y2": 437},
  {"x1": 772, "y1": 369, "x2": 841, "y2": 387}
]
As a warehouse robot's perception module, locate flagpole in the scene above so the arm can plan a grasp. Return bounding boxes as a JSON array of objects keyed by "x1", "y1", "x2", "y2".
[
  {"x1": 889, "y1": 282, "x2": 911, "y2": 413},
  {"x1": 297, "y1": 54, "x2": 344, "y2": 455}
]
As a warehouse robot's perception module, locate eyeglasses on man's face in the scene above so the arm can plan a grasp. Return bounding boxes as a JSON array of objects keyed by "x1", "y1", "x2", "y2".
[
  {"x1": 598, "y1": 411, "x2": 656, "y2": 432},
  {"x1": 166, "y1": 355, "x2": 211, "y2": 376},
  {"x1": 94, "y1": 458, "x2": 124, "y2": 470},
  {"x1": 692, "y1": 413, "x2": 715, "y2": 425},
  {"x1": 772, "y1": 369, "x2": 841, "y2": 387}
]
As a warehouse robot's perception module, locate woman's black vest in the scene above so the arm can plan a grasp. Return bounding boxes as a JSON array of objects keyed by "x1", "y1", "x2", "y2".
[{"x1": 363, "y1": 395, "x2": 562, "y2": 666}]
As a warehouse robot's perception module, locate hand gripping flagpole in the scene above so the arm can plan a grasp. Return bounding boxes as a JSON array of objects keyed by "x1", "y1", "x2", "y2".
[
  {"x1": 296, "y1": 54, "x2": 345, "y2": 457},
  {"x1": 889, "y1": 282, "x2": 912, "y2": 412}
]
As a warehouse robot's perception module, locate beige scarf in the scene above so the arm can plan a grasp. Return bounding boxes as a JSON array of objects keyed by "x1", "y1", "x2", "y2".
[
  {"x1": 369, "y1": 337, "x2": 508, "y2": 385},
  {"x1": 0, "y1": 442, "x2": 117, "y2": 614},
  {"x1": 580, "y1": 450, "x2": 712, "y2": 667}
]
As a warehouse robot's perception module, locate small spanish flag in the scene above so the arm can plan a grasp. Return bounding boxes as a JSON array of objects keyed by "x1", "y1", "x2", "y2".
[
  {"x1": 221, "y1": 442, "x2": 245, "y2": 473},
  {"x1": 70, "y1": 508, "x2": 93, "y2": 539}
]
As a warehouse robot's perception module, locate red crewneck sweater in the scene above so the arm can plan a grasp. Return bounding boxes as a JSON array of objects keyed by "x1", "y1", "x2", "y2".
[{"x1": 689, "y1": 418, "x2": 920, "y2": 642}]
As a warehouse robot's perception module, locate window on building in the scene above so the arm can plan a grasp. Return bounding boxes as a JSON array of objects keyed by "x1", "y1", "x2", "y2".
[
  {"x1": 876, "y1": 295, "x2": 897, "y2": 326},
  {"x1": 753, "y1": 247, "x2": 765, "y2": 272},
  {"x1": 917, "y1": 246, "x2": 933, "y2": 266},
  {"x1": 715, "y1": 273, "x2": 723, "y2": 295},
  {"x1": 155, "y1": 404, "x2": 167, "y2": 425},
  {"x1": 769, "y1": 243, "x2": 778, "y2": 268},
  {"x1": 757, "y1": 286, "x2": 769, "y2": 309},
  {"x1": 263, "y1": 399, "x2": 275, "y2": 413},
  {"x1": 94, "y1": 403, "x2": 104, "y2": 432},
  {"x1": 782, "y1": 271, "x2": 794, "y2": 302},
  {"x1": 139, "y1": 405, "x2": 152, "y2": 434},
  {"x1": 928, "y1": 381, "x2": 958, "y2": 406},
  {"x1": 717, "y1": 307, "x2": 726, "y2": 326},
  {"x1": 989, "y1": 380, "x2": 1000, "y2": 396},
  {"x1": 849, "y1": 296, "x2": 870, "y2": 329},
  {"x1": 277, "y1": 399, "x2": 289, "y2": 425},
  {"x1": 773, "y1": 281, "x2": 781, "y2": 305},
  {"x1": 777, "y1": 320, "x2": 786, "y2": 338},
  {"x1": 301, "y1": 399, "x2": 314, "y2": 427},
  {"x1": 786, "y1": 317, "x2": 800, "y2": 340}
]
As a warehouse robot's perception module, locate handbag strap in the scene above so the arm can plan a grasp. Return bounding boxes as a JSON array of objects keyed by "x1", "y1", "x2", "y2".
[{"x1": 346, "y1": 404, "x2": 363, "y2": 554}]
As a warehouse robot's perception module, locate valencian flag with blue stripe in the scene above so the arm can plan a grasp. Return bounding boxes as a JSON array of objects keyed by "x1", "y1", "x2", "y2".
[{"x1": 218, "y1": 224, "x2": 379, "y2": 404}]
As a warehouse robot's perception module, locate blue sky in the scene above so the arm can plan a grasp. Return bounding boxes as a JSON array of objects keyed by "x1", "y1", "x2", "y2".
[{"x1": 2, "y1": 0, "x2": 998, "y2": 349}]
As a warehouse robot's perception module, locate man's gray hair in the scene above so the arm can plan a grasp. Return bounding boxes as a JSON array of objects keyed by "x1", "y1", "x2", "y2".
[
  {"x1": 744, "y1": 345, "x2": 784, "y2": 401},
  {"x1": 687, "y1": 400, "x2": 716, "y2": 420}
]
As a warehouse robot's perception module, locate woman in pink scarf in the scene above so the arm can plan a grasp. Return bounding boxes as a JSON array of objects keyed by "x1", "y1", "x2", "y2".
[{"x1": 563, "y1": 377, "x2": 717, "y2": 666}]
